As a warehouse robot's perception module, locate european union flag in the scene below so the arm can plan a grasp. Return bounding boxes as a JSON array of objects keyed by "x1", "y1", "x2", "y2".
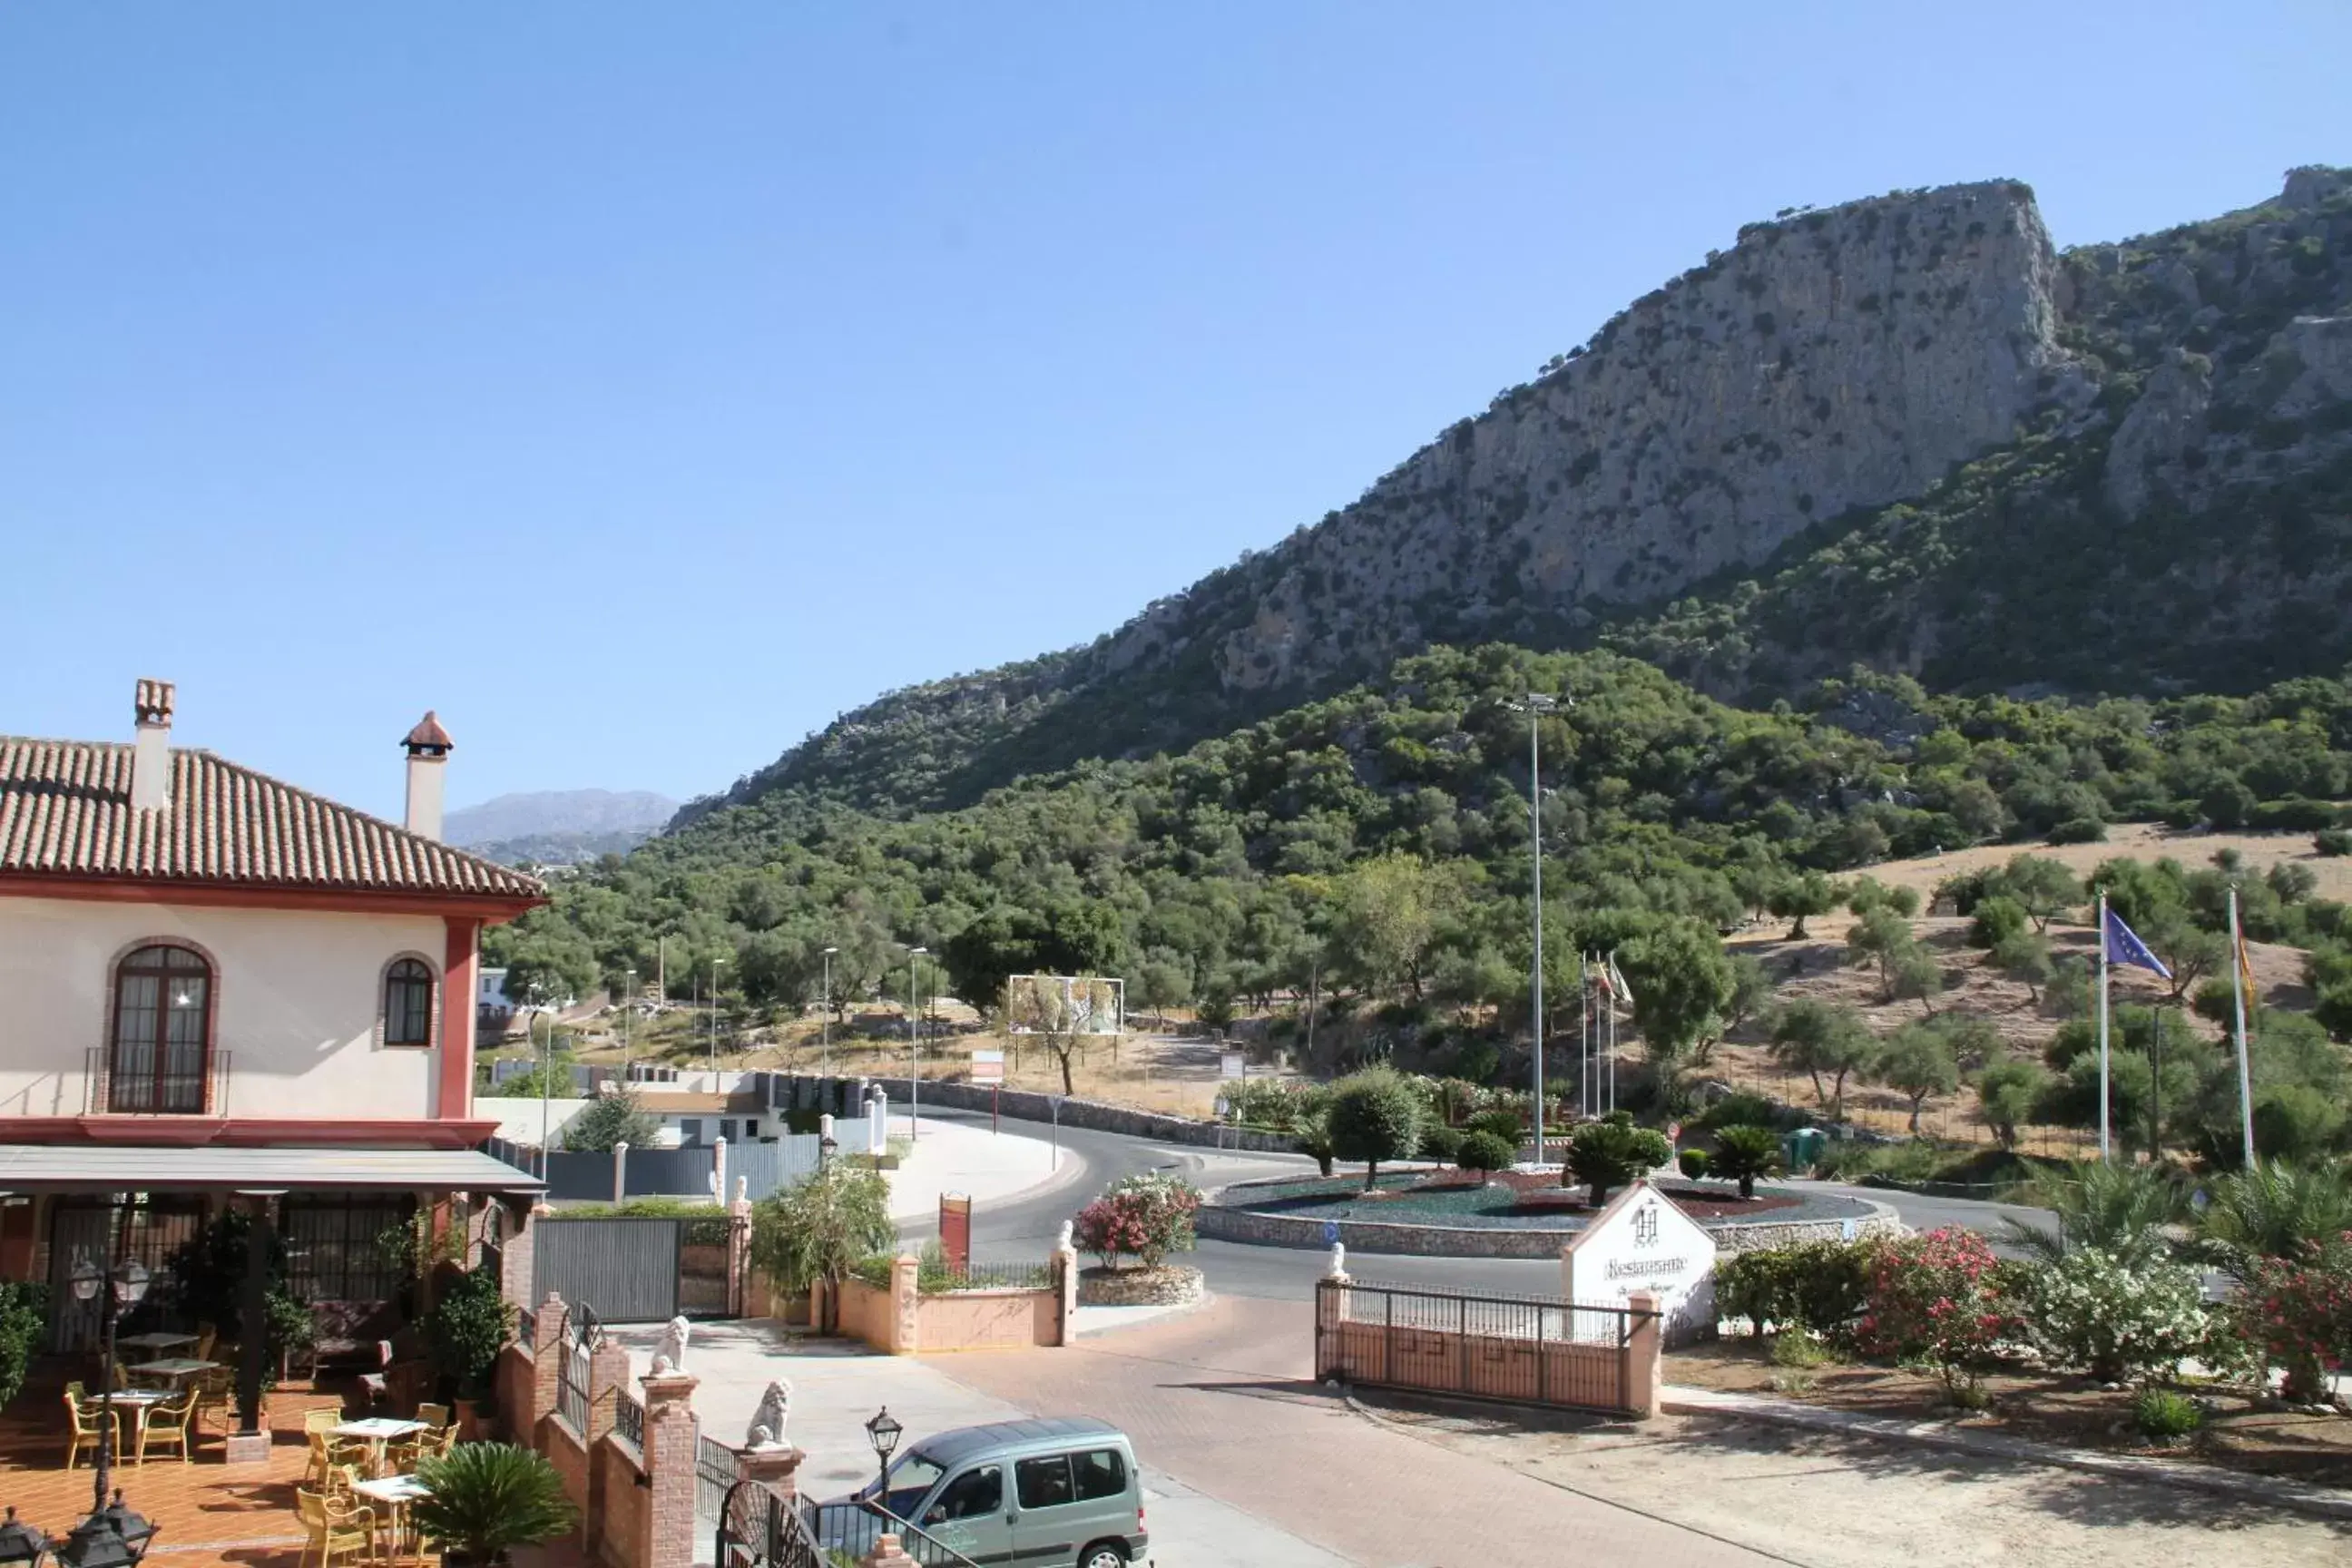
[{"x1": 2102, "y1": 906, "x2": 2173, "y2": 979}]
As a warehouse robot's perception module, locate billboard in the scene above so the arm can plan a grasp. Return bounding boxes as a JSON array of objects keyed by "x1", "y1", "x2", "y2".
[{"x1": 1005, "y1": 974, "x2": 1124, "y2": 1036}]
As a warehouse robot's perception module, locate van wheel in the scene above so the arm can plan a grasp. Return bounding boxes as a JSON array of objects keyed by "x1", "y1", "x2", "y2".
[{"x1": 1077, "y1": 1542, "x2": 1130, "y2": 1568}]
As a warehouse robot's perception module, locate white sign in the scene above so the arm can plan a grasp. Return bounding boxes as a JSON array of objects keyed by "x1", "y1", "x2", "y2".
[
  {"x1": 1219, "y1": 1052, "x2": 1246, "y2": 1080},
  {"x1": 1559, "y1": 1180, "x2": 1719, "y2": 1346},
  {"x1": 970, "y1": 1050, "x2": 1004, "y2": 1084}
]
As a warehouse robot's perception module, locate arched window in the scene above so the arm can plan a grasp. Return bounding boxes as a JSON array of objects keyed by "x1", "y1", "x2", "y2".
[
  {"x1": 385, "y1": 958, "x2": 436, "y2": 1047},
  {"x1": 111, "y1": 945, "x2": 211, "y2": 1113}
]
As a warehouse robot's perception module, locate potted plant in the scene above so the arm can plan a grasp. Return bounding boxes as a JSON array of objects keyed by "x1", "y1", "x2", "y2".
[
  {"x1": 424, "y1": 1266, "x2": 512, "y2": 1434},
  {"x1": 409, "y1": 1442, "x2": 576, "y2": 1566}
]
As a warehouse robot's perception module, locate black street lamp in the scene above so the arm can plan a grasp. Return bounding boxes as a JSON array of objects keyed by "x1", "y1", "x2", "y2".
[
  {"x1": 863, "y1": 1406, "x2": 903, "y2": 1513},
  {"x1": 0, "y1": 1506, "x2": 50, "y2": 1567},
  {"x1": 57, "y1": 1249, "x2": 155, "y2": 1568}
]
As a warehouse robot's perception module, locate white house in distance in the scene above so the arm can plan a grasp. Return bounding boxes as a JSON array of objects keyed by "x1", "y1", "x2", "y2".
[
  {"x1": 478, "y1": 1070, "x2": 781, "y2": 1151},
  {"x1": 0, "y1": 681, "x2": 545, "y2": 1402}
]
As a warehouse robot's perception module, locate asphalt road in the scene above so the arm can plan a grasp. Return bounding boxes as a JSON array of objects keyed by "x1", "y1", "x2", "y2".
[{"x1": 906, "y1": 1103, "x2": 2060, "y2": 1292}]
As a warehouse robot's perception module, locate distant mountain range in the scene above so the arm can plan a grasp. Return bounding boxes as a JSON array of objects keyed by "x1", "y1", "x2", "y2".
[
  {"x1": 675, "y1": 165, "x2": 2352, "y2": 825},
  {"x1": 445, "y1": 789, "x2": 677, "y2": 866}
]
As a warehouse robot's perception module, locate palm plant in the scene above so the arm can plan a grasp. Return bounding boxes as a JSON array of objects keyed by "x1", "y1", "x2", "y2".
[
  {"x1": 1709, "y1": 1125, "x2": 1782, "y2": 1200},
  {"x1": 2196, "y1": 1158, "x2": 2352, "y2": 1280},
  {"x1": 2002, "y1": 1160, "x2": 2182, "y2": 1268},
  {"x1": 409, "y1": 1442, "x2": 576, "y2": 1565}
]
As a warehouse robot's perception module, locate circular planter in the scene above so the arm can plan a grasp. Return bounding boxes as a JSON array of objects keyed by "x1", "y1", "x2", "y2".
[
  {"x1": 1076, "y1": 1264, "x2": 1206, "y2": 1307},
  {"x1": 1199, "y1": 1173, "x2": 1899, "y2": 1259}
]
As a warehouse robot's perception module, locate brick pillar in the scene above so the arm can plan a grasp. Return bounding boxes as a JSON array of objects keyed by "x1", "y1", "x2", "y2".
[
  {"x1": 636, "y1": 1369, "x2": 701, "y2": 1568},
  {"x1": 579, "y1": 1337, "x2": 632, "y2": 1557},
  {"x1": 529, "y1": 1294, "x2": 568, "y2": 1446},
  {"x1": 887, "y1": 1253, "x2": 920, "y2": 1355},
  {"x1": 499, "y1": 1198, "x2": 539, "y2": 1309},
  {"x1": 860, "y1": 1536, "x2": 919, "y2": 1568},
  {"x1": 1624, "y1": 1291, "x2": 1662, "y2": 1419},
  {"x1": 1051, "y1": 1235, "x2": 1078, "y2": 1348},
  {"x1": 737, "y1": 1442, "x2": 807, "y2": 1505},
  {"x1": 729, "y1": 1184, "x2": 755, "y2": 1318}
]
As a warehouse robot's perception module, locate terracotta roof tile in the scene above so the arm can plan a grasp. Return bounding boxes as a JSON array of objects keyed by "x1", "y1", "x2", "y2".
[{"x1": 0, "y1": 737, "x2": 544, "y2": 902}]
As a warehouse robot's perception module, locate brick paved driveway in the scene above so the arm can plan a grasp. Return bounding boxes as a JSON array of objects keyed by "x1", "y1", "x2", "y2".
[{"x1": 927, "y1": 1296, "x2": 1779, "y2": 1568}]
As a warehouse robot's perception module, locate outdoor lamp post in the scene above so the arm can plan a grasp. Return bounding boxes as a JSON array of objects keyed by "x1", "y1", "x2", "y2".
[
  {"x1": 60, "y1": 1249, "x2": 154, "y2": 1568},
  {"x1": 902, "y1": 947, "x2": 926, "y2": 1144},
  {"x1": 622, "y1": 967, "x2": 637, "y2": 1075},
  {"x1": 864, "y1": 1406, "x2": 903, "y2": 1513},
  {"x1": 0, "y1": 1506, "x2": 51, "y2": 1567},
  {"x1": 820, "y1": 946, "x2": 838, "y2": 1073},
  {"x1": 1504, "y1": 693, "x2": 1563, "y2": 1164}
]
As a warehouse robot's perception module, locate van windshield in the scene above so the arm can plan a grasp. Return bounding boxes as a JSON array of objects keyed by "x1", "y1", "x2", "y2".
[{"x1": 873, "y1": 1451, "x2": 946, "y2": 1520}]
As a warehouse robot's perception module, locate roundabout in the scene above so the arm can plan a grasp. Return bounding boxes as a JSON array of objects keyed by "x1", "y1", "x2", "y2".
[{"x1": 1197, "y1": 1169, "x2": 1900, "y2": 1259}]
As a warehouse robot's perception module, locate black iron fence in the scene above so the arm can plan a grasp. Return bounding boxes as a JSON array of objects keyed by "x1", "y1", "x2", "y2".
[
  {"x1": 715, "y1": 1479, "x2": 827, "y2": 1568},
  {"x1": 923, "y1": 1259, "x2": 1055, "y2": 1294},
  {"x1": 697, "y1": 1434, "x2": 740, "y2": 1530},
  {"x1": 613, "y1": 1388, "x2": 643, "y2": 1449},
  {"x1": 1314, "y1": 1277, "x2": 1654, "y2": 1416},
  {"x1": 799, "y1": 1499, "x2": 982, "y2": 1568}
]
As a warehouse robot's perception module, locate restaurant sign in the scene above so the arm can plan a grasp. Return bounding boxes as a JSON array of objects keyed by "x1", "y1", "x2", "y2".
[{"x1": 1559, "y1": 1180, "x2": 1719, "y2": 1345}]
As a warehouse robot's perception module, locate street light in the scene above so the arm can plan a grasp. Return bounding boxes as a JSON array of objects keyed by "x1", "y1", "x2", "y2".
[
  {"x1": 59, "y1": 1248, "x2": 154, "y2": 1568},
  {"x1": 1504, "y1": 693, "x2": 1563, "y2": 1166},
  {"x1": 901, "y1": 947, "x2": 927, "y2": 1144},
  {"x1": 864, "y1": 1406, "x2": 903, "y2": 1514},
  {"x1": 708, "y1": 957, "x2": 728, "y2": 1076},
  {"x1": 820, "y1": 947, "x2": 838, "y2": 1073},
  {"x1": 622, "y1": 967, "x2": 637, "y2": 1077},
  {"x1": 0, "y1": 1506, "x2": 48, "y2": 1566}
]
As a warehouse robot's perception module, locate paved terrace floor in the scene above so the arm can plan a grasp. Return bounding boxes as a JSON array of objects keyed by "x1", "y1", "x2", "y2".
[{"x1": 0, "y1": 1371, "x2": 591, "y2": 1568}]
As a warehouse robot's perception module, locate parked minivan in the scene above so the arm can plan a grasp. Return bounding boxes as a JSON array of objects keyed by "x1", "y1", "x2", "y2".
[{"x1": 821, "y1": 1416, "x2": 1147, "y2": 1567}]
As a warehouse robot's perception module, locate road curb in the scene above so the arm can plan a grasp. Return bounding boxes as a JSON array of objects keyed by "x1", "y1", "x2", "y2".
[{"x1": 1661, "y1": 1384, "x2": 2352, "y2": 1524}]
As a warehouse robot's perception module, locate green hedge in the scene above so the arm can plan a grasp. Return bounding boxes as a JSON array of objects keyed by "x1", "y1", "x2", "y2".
[{"x1": 1714, "y1": 1240, "x2": 1875, "y2": 1336}]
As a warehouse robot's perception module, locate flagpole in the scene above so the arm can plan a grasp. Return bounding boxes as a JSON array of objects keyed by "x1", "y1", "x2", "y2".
[
  {"x1": 1606, "y1": 948, "x2": 1619, "y2": 1116},
  {"x1": 2230, "y1": 887, "x2": 2256, "y2": 1168},
  {"x1": 2096, "y1": 891, "x2": 2111, "y2": 1163},
  {"x1": 1577, "y1": 951, "x2": 1590, "y2": 1124}
]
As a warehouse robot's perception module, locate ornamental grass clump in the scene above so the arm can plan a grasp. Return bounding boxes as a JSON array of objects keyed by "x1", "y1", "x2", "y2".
[
  {"x1": 1072, "y1": 1172, "x2": 1200, "y2": 1271},
  {"x1": 2020, "y1": 1248, "x2": 2212, "y2": 1386},
  {"x1": 1857, "y1": 1228, "x2": 2016, "y2": 1405},
  {"x1": 2132, "y1": 1387, "x2": 2204, "y2": 1445}
]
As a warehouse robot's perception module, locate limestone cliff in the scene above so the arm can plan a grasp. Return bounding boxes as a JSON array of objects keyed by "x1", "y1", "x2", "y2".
[{"x1": 683, "y1": 167, "x2": 2352, "y2": 825}]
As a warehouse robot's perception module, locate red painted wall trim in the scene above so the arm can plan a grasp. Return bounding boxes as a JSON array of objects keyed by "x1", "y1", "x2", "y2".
[
  {"x1": 439, "y1": 917, "x2": 481, "y2": 1120},
  {"x1": 0, "y1": 873, "x2": 540, "y2": 924},
  {"x1": 0, "y1": 1117, "x2": 499, "y2": 1150}
]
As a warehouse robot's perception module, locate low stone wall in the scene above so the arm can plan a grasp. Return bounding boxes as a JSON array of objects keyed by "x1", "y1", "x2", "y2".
[
  {"x1": 1077, "y1": 1265, "x2": 1205, "y2": 1308},
  {"x1": 837, "y1": 1276, "x2": 899, "y2": 1350},
  {"x1": 773, "y1": 1072, "x2": 1299, "y2": 1154},
  {"x1": 916, "y1": 1288, "x2": 1061, "y2": 1352},
  {"x1": 1200, "y1": 1179, "x2": 1905, "y2": 1259}
]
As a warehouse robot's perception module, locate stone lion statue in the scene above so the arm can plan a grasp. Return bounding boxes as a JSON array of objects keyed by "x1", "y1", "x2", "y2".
[
  {"x1": 652, "y1": 1315, "x2": 691, "y2": 1374},
  {"x1": 746, "y1": 1378, "x2": 792, "y2": 1447}
]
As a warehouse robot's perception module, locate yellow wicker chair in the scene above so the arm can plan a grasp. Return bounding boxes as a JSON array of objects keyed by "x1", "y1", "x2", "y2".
[
  {"x1": 296, "y1": 1488, "x2": 377, "y2": 1568},
  {"x1": 63, "y1": 1383, "x2": 106, "y2": 1470},
  {"x1": 137, "y1": 1389, "x2": 197, "y2": 1465}
]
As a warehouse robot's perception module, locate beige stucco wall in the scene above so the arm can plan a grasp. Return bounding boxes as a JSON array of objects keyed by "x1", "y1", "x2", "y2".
[{"x1": 0, "y1": 894, "x2": 448, "y2": 1121}]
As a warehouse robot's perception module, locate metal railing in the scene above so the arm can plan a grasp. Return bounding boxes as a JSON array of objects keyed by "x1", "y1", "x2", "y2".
[
  {"x1": 697, "y1": 1434, "x2": 741, "y2": 1528},
  {"x1": 921, "y1": 1259, "x2": 1055, "y2": 1295},
  {"x1": 556, "y1": 1334, "x2": 590, "y2": 1433},
  {"x1": 84, "y1": 1046, "x2": 231, "y2": 1115},
  {"x1": 715, "y1": 1479, "x2": 828, "y2": 1568},
  {"x1": 799, "y1": 1499, "x2": 983, "y2": 1568},
  {"x1": 515, "y1": 1305, "x2": 537, "y2": 1347},
  {"x1": 613, "y1": 1389, "x2": 644, "y2": 1448},
  {"x1": 1314, "y1": 1277, "x2": 1654, "y2": 1416}
]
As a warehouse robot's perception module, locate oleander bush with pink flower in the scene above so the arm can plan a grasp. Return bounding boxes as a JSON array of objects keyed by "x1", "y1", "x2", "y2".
[{"x1": 1072, "y1": 1171, "x2": 1200, "y2": 1270}]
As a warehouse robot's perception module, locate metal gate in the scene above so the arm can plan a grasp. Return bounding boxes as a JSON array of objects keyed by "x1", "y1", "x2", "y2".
[
  {"x1": 534, "y1": 1218, "x2": 682, "y2": 1324},
  {"x1": 1313, "y1": 1277, "x2": 1653, "y2": 1416},
  {"x1": 713, "y1": 1479, "x2": 825, "y2": 1568}
]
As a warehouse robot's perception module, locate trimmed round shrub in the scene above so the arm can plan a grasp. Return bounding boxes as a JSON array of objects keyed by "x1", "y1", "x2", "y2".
[
  {"x1": 1677, "y1": 1149, "x2": 1711, "y2": 1181},
  {"x1": 1455, "y1": 1131, "x2": 1516, "y2": 1177},
  {"x1": 1327, "y1": 1068, "x2": 1425, "y2": 1190},
  {"x1": 1417, "y1": 1124, "x2": 1463, "y2": 1164},
  {"x1": 1465, "y1": 1108, "x2": 1524, "y2": 1144}
]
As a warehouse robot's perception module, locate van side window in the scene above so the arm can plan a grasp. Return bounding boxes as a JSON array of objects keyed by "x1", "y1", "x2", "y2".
[
  {"x1": 931, "y1": 1465, "x2": 1002, "y2": 1522},
  {"x1": 1072, "y1": 1448, "x2": 1126, "y2": 1501},
  {"x1": 1014, "y1": 1455, "x2": 1074, "y2": 1510}
]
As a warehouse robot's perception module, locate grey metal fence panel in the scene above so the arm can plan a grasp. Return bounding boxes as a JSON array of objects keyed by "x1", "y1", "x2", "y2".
[
  {"x1": 533, "y1": 1218, "x2": 681, "y2": 1323},
  {"x1": 535, "y1": 1145, "x2": 717, "y2": 1201}
]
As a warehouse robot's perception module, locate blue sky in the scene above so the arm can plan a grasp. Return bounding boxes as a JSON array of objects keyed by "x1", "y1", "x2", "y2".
[{"x1": 4, "y1": 4, "x2": 2347, "y2": 821}]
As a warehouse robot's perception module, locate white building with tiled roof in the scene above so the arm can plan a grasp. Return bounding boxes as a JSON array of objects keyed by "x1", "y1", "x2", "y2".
[{"x1": 0, "y1": 681, "x2": 546, "y2": 1375}]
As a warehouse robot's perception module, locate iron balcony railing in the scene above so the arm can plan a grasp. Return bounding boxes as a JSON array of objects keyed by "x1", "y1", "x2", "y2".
[
  {"x1": 800, "y1": 1499, "x2": 984, "y2": 1568},
  {"x1": 83, "y1": 1047, "x2": 231, "y2": 1116},
  {"x1": 613, "y1": 1389, "x2": 644, "y2": 1448}
]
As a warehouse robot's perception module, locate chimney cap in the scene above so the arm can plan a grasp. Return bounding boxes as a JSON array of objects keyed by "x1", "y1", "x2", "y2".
[
  {"x1": 135, "y1": 679, "x2": 176, "y2": 727},
  {"x1": 402, "y1": 710, "x2": 454, "y2": 757}
]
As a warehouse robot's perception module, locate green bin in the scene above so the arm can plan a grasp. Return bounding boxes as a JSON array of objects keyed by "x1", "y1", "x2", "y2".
[{"x1": 1783, "y1": 1127, "x2": 1827, "y2": 1173}]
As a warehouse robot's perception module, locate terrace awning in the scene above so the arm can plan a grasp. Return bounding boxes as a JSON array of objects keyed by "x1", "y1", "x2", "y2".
[{"x1": 0, "y1": 1143, "x2": 544, "y2": 1194}]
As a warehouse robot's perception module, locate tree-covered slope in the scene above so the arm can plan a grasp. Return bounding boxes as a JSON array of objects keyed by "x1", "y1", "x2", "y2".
[{"x1": 681, "y1": 166, "x2": 2352, "y2": 826}]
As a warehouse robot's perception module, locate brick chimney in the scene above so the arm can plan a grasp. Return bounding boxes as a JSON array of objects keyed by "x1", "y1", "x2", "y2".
[
  {"x1": 402, "y1": 710, "x2": 453, "y2": 841},
  {"x1": 131, "y1": 679, "x2": 175, "y2": 813}
]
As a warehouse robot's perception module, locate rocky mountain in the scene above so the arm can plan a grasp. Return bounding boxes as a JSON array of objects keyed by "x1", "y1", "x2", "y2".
[
  {"x1": 688, "y1": 166, "x2": 2352, "y2": 825},
  {"x1": 446, "y1": 789, "x2": 677, "y2": 865}
]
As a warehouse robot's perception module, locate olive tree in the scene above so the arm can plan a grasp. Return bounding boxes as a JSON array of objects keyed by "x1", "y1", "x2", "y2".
[{"x1": 1326, "y1": 1068, "x2": 1423, "y2": 1191}]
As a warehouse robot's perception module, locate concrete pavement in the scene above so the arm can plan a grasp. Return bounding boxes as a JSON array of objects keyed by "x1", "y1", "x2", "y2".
[{"x1": 612, "y1": 1318, "x2": 1353, "y2": 1565}]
